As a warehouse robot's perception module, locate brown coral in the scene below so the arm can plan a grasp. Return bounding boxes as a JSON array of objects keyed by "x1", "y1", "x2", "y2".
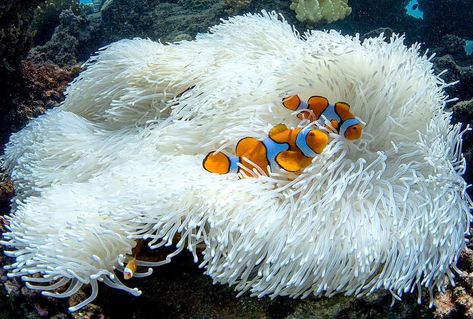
[
  {"x1": 224, "y1": 0, "x2": 252, "y2": 15},
  {"x1": 15, "y1": 60, "x2": 80, "y2": 122}
]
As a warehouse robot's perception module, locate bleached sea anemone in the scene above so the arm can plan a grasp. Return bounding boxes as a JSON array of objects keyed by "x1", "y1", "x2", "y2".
[{"x1": 1, "y1": 11, "x2": 471, "y2": 312}]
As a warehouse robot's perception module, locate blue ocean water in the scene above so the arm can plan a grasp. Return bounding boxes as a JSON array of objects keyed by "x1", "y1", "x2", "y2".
[
  {"x1": 466, "y1": 40, "x2": 473, "y2": 55},
  {"x1": 404, "y1": 0, "x2": 472, "y2": 55},
  {"x1": 405, "y1": 0, "x2": 423, "y2": 19},
  {"x1": 79, "y1": 0, "x2": 94, "y2": 4}
]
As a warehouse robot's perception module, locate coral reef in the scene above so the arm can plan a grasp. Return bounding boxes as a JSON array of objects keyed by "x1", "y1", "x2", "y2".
[
  {"x1": 29, "y1": 8, "x2": 101, "y2": 67},
  {"x1": 30, "y1": 0, "x2": 82, "y2": 46},
  {"x1": 433, "y1": 55, "x2": 473, "y2": 103},
  {"x1": 433, "y1": 233, "x2": 473, "y2": 319},
  {"x1": 418, "y1": 0, "x2": 473, "y2": 44},
  {"x1": 224, "y1": 0, "x2": 253, "y2": 15},
  {"x1": 327, "y1": 0, "x2": 417, "y2": 39},
  {"x1": 431, "y1": 35, "x2": 471, "y2": 66},
  {"x1": 449, "y1": 98, "x2": 473, "y2": 195},
  {"x1": 0, "y1": 177, "x2": 13, "y2": 214},
  {"x1": 2, "y1": 11, "x2": 470, "y2": 314},
  {"x1": 0, "y1": 0, "x2": 47, "y2": 148},
  {"x1": 17, "y1": 60, "x2": 80, "y2": 117},
  {"x1": 99, "y1": 0, "x2": 225, "y2": 43},
  {"x1": 289, "y1": 0, "x2": 351, "y2": 24},
  {"x1": 429, "y1": 35, "x2": 473, "y2": 197}
]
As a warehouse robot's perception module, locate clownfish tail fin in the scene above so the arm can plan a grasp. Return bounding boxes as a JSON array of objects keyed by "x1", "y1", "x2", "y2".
[
  {"x1": 282, "y1": 95, "x2": 302, "y2": 111},
  {"x1": 203, "y1": 152, "x2": 239, "y2": 174}
]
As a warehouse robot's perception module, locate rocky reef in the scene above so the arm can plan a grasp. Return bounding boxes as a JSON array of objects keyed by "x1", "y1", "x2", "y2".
[
  {"x1": 418, "y1": 0, "x2": 473, "y2": 44},
  {"x1": 1, "y1": 0, "x2": 473, "y2": 318},
  {"x1": 0, "y1": 0, "x2": 46, "y2": 149}
]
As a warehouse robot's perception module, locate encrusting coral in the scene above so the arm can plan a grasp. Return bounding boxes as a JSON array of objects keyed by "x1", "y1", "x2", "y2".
[
  {"x1": 290, "y1": 0, "x2": 352, "y2": 24},
  {"x1": 1, "y1": 11, "x2": 471, "y2": 312}
]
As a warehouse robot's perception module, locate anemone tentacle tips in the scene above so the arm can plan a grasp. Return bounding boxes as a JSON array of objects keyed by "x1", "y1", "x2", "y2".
[{"x1": 1, "y1": 10, "x2": 471, "y2": 312}]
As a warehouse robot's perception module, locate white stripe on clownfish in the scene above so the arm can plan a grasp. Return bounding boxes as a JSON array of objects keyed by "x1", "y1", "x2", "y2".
[
  {"x1": 295, "y1": 126, "x2": 317, "y2": 158},
  {"x1": 262, "y1": 137, "x2": 289, "y2": 172}
]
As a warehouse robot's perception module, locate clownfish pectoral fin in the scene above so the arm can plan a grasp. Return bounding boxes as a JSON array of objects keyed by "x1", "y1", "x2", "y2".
[
  {"x1": 296, "y1": 110, "x2": 312, "y2": 120},
  {"x1": 275, "y1": 151, "x2": 306, "y2": 172},
  {"x1": 282, "y1": 95, "x2": 302, "y2": 111},
  {"x1": 236, "y1": 137, "x2": 260, "y2": 157},
  {"x1": 203, "y1": 152, "x2": 232, "y2": 174},
  {"x1": 269, "y1": 123, "x2": 289, "y2": 141},
  {"x1": 330, "y1": 120, "x2": 338, "y2": 130}
]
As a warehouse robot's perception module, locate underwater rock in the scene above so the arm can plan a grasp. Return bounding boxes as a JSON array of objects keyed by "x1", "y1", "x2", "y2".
[
  {"x1": 450, "y1": 98, "x2": 473, "y2": 194},
  {"x1": 361, "y1": 27, "x2": 394, "y2": 42},
  {"x1": 433, "y1": 54, "x2": 473, "y2": 103},
  {"x1": 0, "y1": 177, "x2": 14, "y2": 215},
  {"x1": 431, "y1": 34, "x2": 473, "y2": 67},
  {"x1": 30, "y1": 0, "x2": 82, "y2": 46},
  {"x1": 224, "y1": 0, "x2": 252, "y2": 16},
  {"x1": 3, "y1": 60, "x2": 81, "y2": 148},
  {"x1": 29, "y1": 9, "x2": 101, "y2": 67},
  {"x1": 418, "y1": 0, "x2": 473, "y2": 43},
  {"x1": 100, "y1": 0, "x2": 225, "y2": 43},
  {"x1": 433, "y1": 264, "x2": 473, "y2": 319},
  {"x1": 333, "y1": 0, "x2": 418, "y2": 38},
  {"x1": 433, "y1": 226, "x2": 473, "y2": 318},
  {"x1": 21, "y1": 60, "x2": 80, "y2": 111},
  {"x1": 0, "y1": 0, "x2": 48, "y2": 148}
]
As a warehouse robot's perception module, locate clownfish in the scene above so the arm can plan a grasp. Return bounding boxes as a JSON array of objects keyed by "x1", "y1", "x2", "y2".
[
  {"x1": 282, "y1": 95, "x2": 363, "y2": 140},
  {"x1": 122, "y1": 240, "x2": 143, "y2": 280},
  {"x1": 203, "y1": 123, "x2": 329, "y2": 176},
  {"x1": 124, "y1": 257, "x2": 137, "y2": 280}
]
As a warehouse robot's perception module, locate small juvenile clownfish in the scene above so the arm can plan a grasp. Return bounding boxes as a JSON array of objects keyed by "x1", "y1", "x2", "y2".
[
  {"x1": 124, "y1": 257, "x2": 137, "y2": 280},
  {"x1": 203, "y1": 123, "x2": 329, "y2": 176},
  {"x1": 122, "y1": 240, "x2": 143, "y2": 280},
  {"x1": 282, "y1": 95, "x2": 363, "y2": 141}
]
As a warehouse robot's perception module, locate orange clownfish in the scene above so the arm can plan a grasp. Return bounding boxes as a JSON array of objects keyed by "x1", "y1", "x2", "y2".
[
  {"x1": 203, "y1": 123, "x2": 329, "y2": 176},
  {"x1": 282, "y1": 95, "x2": 363, "y2": 140},
  {"x1": 123, "y1": 257, "x2": 137, "y2": 280}
]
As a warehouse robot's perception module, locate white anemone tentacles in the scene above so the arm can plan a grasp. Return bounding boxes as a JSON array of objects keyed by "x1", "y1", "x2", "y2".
[{"x1": 1, "y1": 11, "x2": 471, "y2": 312}]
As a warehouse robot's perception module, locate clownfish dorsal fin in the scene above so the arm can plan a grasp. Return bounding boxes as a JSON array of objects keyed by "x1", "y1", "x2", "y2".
[
  {"x1": 275, "y1": 150, "x2": 305, "y2": 172},
  {"x1": 268, "y1": 123, "x2": 289, "y2": 141},
  {"x1": 235, "y1": 137, "x2": 260, "y2": 157},
  {"x1": 334, "y1": 102, "x2": 353, "y2": 120},
  {"x1": 335, "y1": 101, "x2": 350, "y2": 109}
]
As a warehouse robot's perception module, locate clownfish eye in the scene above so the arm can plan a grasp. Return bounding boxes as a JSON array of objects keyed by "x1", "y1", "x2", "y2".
[{"x1": 309, "y1": 132, "x2": 315, "y2": 137}]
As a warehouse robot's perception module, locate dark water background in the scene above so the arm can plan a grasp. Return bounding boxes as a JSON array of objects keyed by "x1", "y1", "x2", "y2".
[{"x1": 0, "y1": 0, "x2": 472, "y2": 318}]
